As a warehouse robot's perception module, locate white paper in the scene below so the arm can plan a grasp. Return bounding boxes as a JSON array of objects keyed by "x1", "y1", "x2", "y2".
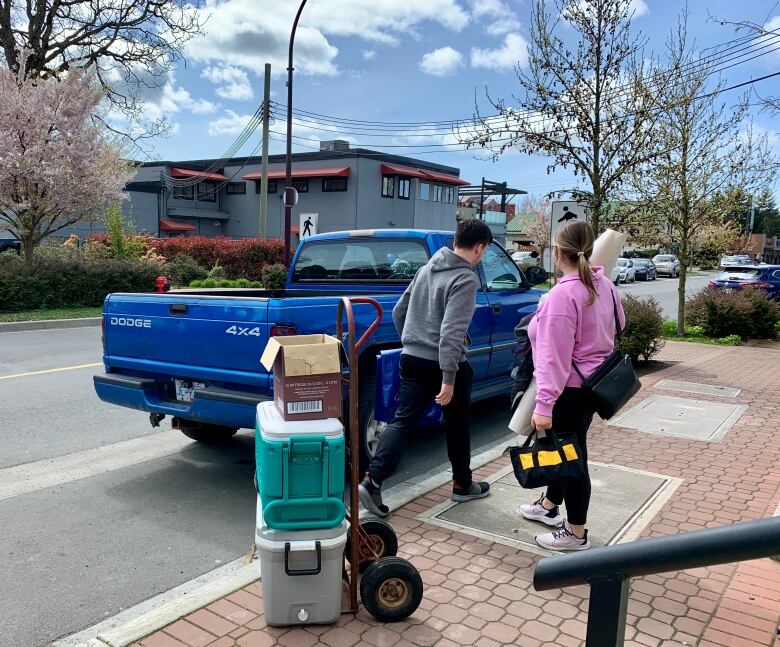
[
  {"x1": 591, "y1": 229, "x2": 628, "y2": 278},
  {"x1": 509, "y1": 377, "x2": 537, "y2": 436}
]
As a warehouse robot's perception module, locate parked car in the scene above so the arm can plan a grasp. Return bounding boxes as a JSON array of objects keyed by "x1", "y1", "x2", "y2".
[
  {"x1": 632, "y1": 259, "x2": 657, "y2": 281},
  {"x1": 511, "y1": 250, "x2": 540, "y2": 271},
  {"x1": 0, "y1": 234, "x2": 21, "y2": 254},
  {"x1": 719, "y1": 255, "x2": 751, "y2": 268},
  {"x1": 94, "y1": 229, "x2": 545, "y2": 471},
  {"x1": 708, "y1": 265, "x2": 780, "y2": 300},
  {"x1": 615, "y1": 258, "x2": 636, "y2": 283},
  {"x1": 652, "y1": 254, "x2": 681, "y2": 277}
]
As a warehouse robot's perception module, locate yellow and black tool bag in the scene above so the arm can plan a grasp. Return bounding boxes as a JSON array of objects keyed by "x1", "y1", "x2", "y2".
[{"x1": 506, "y1": 429, "x2": 585, "y2": 489}]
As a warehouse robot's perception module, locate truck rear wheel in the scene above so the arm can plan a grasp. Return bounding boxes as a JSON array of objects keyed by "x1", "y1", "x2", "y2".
[
  {"x1": 178, "y1": 421, "x2": 238, "y2": 443},
  {"x1": 357, "y1": 364, "x2": 384, "y2": 477}
]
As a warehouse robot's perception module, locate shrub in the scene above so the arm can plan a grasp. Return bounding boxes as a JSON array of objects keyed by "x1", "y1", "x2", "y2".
[
  {"x1": 619, "y1": 295, "x2": 665, "y2": 362},
  {"x1": 716, "y1": 335, "x2": 741, "y2": 345},
  {"x1": 189, "y1": 279, "x2": 203, "y2": 288},
  {"x1": 235, "y1": 278, "x2": 250, "y2": 288},
  {"x1": 0, "y1": 257, "x2": 163, "y2": 312},
  {"x1": 217, "y1": 279, "x2": 233, "y2": 287},
  {"x1": 686, "y1": 288, "x2": 780, "y2": 339},
  {"x1": 200, "y1": 278, "x2": 217, "y2": 288},
  {"x1": 148, "y1": 236, "x2": 284, "y2": 280},
  {"x1": 207, "y1": 261, "x2": 226, "y2": 280},
  {"x1": 167, "y1": 254, "x2": 207, "y2": 286},
  {"x1": 261, "y1": 263, "x2": 287, "y2": 290}
]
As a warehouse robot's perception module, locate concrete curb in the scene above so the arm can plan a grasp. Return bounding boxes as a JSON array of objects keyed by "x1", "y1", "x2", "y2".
[
  {"x1": 0, "y1": 317, "x2": 101, "y2": 333},
  {"x1": 53, "y1": 435, "x2": 515, "y2": 647}
]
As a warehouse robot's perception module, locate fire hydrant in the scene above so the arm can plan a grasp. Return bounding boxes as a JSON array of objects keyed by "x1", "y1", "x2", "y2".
[{"x1": 155, "y1": 276, "x2": 171, "y2": 293}]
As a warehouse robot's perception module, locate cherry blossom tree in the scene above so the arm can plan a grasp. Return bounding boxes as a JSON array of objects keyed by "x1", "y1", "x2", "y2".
[{"x1": 0, "y1": 62, "x2": 131, "y2": 264}]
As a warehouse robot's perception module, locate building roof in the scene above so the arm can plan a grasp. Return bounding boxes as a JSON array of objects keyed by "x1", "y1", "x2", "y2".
[
  {"x1": 171, "y1": 167, "x2": 229, "y2": 181},
  {"x1": 506, "y1": 213, "x2": 535, "y2": 233}
]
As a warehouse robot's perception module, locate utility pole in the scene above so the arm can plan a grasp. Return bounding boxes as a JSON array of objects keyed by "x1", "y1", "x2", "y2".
[
  {"x1": 259, "y1": 63, "x2": 271, "y2": 238},
  {"x1": 284, "y1": 0, "x2": 309, "y2": 268}
]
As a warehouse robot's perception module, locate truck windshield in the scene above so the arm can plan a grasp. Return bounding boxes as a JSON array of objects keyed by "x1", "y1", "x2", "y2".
[{"x1": 292, "y1": 239, "x2": 430, "y2": 283}]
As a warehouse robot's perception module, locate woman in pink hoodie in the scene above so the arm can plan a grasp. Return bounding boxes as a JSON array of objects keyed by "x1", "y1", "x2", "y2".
[{"x1": 519, "y1": 220, "x2": 625, "y2": 551}]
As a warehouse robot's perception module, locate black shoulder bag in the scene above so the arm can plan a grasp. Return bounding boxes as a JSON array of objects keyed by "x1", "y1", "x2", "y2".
[{"x1": 571, "y1": 291, "x2": 640, "y2": 420}]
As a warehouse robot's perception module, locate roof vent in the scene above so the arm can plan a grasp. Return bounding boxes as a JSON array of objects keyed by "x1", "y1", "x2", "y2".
[{"x1": 320, "y1": 140, "x2": 350, "y2": 152}]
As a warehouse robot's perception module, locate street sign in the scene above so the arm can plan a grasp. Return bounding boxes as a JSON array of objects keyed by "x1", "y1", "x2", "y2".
[
  {"x1": 545, "y1": 200, "x2": 589, "y2": 273},
  {"x1": 300, "y1": 213, "x2": 318, "y2": 238}
]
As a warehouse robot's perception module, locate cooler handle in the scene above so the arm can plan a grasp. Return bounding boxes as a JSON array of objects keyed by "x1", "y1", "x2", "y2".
[{"x1": 284, "y1": 540, "x2": 322, "y2": 576}]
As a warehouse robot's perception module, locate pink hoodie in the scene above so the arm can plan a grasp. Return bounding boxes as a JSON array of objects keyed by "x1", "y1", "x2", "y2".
[{"x1": 528, "y1": 267, "x2": 626, "y2": 417}]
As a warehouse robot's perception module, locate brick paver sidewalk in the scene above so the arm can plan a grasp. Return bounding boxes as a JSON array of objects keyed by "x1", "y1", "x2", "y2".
[{"x1": 133, "y1": 342, "x2": 780, "y2": 647}]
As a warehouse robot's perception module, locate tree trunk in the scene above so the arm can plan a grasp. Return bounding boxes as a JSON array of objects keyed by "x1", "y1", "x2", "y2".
[
  {"x1": 676, "y1": 234, "x2": 688, "y2": 337},
  {"x1": 22, "y1": 236, "x2": 35, "y2": 266}
]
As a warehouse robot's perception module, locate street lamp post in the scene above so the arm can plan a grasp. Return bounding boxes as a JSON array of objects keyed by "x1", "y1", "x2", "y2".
[{"x1": 284, "y1": 0, "x2": 309, "y2": 268}]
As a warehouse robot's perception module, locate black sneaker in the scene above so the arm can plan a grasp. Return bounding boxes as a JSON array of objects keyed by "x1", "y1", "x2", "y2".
[
  {"x1": 451, "y1": 481, "x2": 491, "y2": 502},
  {"x1": 358, "y1": 477, "x2": 389, "y2": 517}
]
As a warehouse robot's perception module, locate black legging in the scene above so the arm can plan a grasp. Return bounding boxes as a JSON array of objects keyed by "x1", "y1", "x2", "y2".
[{"x1": 544, "y1": 387, "x2": 595, "y2": 526}]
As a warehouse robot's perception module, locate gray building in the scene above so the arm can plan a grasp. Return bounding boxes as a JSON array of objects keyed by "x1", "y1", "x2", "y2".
[{"x1": 65, "y1": 142, "x2": 469, "y2": 242}]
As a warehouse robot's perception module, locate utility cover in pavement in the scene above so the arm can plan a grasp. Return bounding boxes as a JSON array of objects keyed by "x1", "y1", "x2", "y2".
[
  {"x1": 654, "y1": 379, "x2": 741, "y2": 398},
  {"x1": 421, "y1": 463, "x2": 678, "y2": 555},
  {"x1": 607, "y1": 395, "x2": 747, "y2": 442}
]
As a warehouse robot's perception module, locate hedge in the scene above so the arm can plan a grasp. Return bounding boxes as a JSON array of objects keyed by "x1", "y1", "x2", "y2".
[
  {"x1": 686, "y1": 287, "x2": 780, "y2": 339},
  {"x1": 619, "y1": 295, "x2": 665, "y2": 362},
  {"x1": 87, "y1": 234, "x2": 286, "y2": 281},
  {"x1": 0, "y1": 257, "x2": 163, "y2": 312}
]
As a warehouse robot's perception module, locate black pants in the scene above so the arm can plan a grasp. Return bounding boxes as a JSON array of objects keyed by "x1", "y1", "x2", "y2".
[
  {"x1": 368, "y1": 354, "x2": 474, "y2": 487},
  {"x1": 545, "y1": 387, "x2": 595, "y2": 526}
]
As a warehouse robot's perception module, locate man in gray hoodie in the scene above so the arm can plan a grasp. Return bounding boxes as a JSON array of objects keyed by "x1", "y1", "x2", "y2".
[{"x1": 359, "y1": 219, "x2": 494, "y2": 517}]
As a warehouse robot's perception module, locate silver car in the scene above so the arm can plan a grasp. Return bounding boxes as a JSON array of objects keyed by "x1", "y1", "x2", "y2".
[
  {"x1": 652, "y1": 254, "x2": 681, "y2": 277},
  {"x1": 615, "y1": 258, "x2": 636, "y2": 283}
]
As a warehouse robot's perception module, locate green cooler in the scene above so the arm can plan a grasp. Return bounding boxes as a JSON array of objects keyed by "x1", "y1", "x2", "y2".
[{"x1": 255, "y1": 401, "x2": 345, "y2": 530}]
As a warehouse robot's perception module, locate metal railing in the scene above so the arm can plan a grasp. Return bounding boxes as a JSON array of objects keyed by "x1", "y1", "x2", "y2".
[{"x1": 533, "y1": 517, "x2": 780, "y2": 647}]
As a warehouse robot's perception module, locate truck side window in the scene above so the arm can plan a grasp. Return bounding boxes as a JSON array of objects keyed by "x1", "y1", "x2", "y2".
[
  {"x1": 292, "y1": 240, "x2": 430, "y2": 283},
  {"x1": 482, "y1": 243, "x2": 522, "y2": 291}
]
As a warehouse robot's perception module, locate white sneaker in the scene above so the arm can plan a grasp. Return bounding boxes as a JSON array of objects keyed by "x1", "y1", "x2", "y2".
[
  {"x1": 535, "y1": 524, "x2": 591, "y2": 551},
  {"x1": 519, "y1": 494, "x2": 564, "y2": 526}
]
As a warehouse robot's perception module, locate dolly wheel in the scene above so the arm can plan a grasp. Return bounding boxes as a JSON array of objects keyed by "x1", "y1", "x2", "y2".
[
  {"x1": 360, "y1": 557, "x2": 423, "y2": 622},
  {"x1": 346, "y1": 519, "x2": 398, "y2": 572}
]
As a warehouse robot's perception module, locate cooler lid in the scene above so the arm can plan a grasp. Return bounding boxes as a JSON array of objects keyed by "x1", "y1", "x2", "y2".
[
  {"x1": 257, "y1": 401, "x2": 343, "y2": 440},
  {"x1": 256, "y1": 520, "x2": 348, "y2": 552}
]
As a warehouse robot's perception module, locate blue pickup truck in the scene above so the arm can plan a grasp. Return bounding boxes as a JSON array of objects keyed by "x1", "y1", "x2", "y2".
[{"x1": 94, "y1": 229, "x2": 544, "y2": 469}]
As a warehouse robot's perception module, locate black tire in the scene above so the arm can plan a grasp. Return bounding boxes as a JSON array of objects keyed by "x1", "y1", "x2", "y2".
[
  {"x1": 179, "y1": 422, "x2": 238, "y2": 443},
  {"x1": 360, "y1": 556, "x2": 423, "y2": 622},
  {"x1": 356, "y1": 361, "x2": 382, "y2": 476},
  {"x1": 346, "y1": 519, "x2": 398, "y2": 573}
]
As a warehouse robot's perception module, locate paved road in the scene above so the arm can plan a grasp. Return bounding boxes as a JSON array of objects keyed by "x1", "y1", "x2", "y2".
[
  {"x1": 0, "y1": 327, "x2": 514, "y2": 647},
  {"x1": 615, "y1": 272, "x2": 714, "y2": 320}
]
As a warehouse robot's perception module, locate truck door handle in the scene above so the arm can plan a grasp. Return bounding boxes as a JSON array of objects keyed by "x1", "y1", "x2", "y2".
[
  {"x1": 491, "y1": 304, "x2": 502, "y2": 314},
  {"x1": 169, "y1": 304, "x2": 188, "y2": 315}
]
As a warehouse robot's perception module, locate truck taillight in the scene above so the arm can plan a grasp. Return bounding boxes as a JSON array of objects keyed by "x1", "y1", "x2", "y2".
[{"x1": 270, "y1": 325, "x2": 297, "y2": 336}]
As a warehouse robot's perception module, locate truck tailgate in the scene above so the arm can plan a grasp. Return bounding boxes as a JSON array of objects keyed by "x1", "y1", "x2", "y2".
[{"x1": 103, "y1": 293, "x2": 271, "y2": 384}]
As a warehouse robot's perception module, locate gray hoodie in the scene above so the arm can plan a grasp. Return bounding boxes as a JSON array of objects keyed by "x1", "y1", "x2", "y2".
[{"x1": 392, "y1": 247, "x2": 479, "y2": 384}]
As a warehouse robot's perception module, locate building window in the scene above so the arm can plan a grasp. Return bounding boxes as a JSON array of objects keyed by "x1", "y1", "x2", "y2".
[
  {"x1": 446, "y1": 187, "x2": 455, "y2": 203},
  {"x1": 292, "y1": 179, "x2": 309, "y2": 193},
  {"x1": 420, "y1": 182, "x2": 430, "y2": 200},
  {"x1": 433, "y1": 185, "x2": 443, "y2": 202},
  {"x1": 398, "y1": 178, "x2": 411, "y2": 200},
  {"x1": 173, "y1": 185, "x2": 193, "y2": 200},
  {"x1": 254, "y1": 180, "x2": 278, "y2": 194},
  {"x1": 323, "y1": 177, "x2": 348, "y2": 192},
  {"x1": 197, "y1": 181, "x2": 216, "y2": 202},
  {"x1": 381, "y1": 176, "x2": 394, "y2": 198},
  {"x1": 226, "y1": 182, "x2": 246, "y2": 194}
]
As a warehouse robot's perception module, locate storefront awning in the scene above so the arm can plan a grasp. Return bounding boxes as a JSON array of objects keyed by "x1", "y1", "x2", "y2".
[
  {"x1": 160, "y1": 219, "x2": 197, "y2": 232},
  {"x1": 171, "y1": 167, "x2": 229, "y2": 182},
  {"x1": 242, "y1": 166, "x2": 351, "y2": 181},
  {"x1": 380, "y1": 163, "x2": 469, "y2": 185}
]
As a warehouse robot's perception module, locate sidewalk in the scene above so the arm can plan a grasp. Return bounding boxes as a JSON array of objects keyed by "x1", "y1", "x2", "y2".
[{"x1": 126, "y1": 341, "x2": 780, "y2": 647}]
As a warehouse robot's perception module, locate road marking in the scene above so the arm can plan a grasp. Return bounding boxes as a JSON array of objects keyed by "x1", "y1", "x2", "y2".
[
  {"x1": 0, "y1": 362, "x2": 102, "y2": 380},
  {"x1": 0, "y1": 430, "x2": 251, "y2": 502}
]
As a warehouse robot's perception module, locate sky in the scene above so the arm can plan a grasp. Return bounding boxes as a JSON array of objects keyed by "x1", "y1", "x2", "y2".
[{"x1": 140, "y1": 0, "x2": 780, "y2": 205}]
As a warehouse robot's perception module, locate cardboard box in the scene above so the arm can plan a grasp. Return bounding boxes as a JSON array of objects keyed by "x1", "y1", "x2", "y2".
[{"x1": 260, "y1": 334, "x2": 343, "y2": 421}]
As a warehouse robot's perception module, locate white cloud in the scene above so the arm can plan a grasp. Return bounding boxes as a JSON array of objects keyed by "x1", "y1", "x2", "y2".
[
  {"x1": 420, "y1": 46, "x2": 464, "y2": 76},
  {"x1": 471, "y1": 0, "x2": 521, "y2": 36},
  {"x1": 202, "y1": 65, "x2": 254, "y2": 100},
  {"x1": 208, "y1": 109, "x2": 255, "y2": 136},
  {"x1": 471, "y1": 33, "x2": 529, "y2": 71},
  {"x1": 363, "y1": 49, "x2": 377, "y2": 60},
  {"x1": 138, "y1": 73, "x2": 217, "y2": 121},
  {"x1": 191, "y1": 99, "x2": 219, "y2": 114},
  {"x1": 630, "y1": 0, "x2": 649, "y2": 18},
  {"x1": 185, "y1": 0, "x2": 470, "y2": 76}
]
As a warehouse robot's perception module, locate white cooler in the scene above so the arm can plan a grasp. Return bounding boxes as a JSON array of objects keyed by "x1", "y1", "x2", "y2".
[{"x1": 256, "y1": 521, "x2": 347, "y2": 626}]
